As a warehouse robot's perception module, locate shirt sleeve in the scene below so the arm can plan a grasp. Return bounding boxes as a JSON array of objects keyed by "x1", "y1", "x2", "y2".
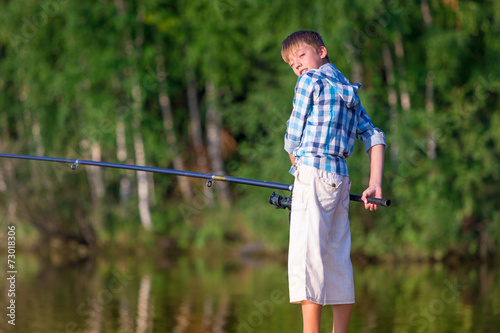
[
  {"x1": 284, "y1": 75, "x2": 314, "y2": 154},
  {"x1": 355, "y1": 103, "x2": 387, "y2": 152}
]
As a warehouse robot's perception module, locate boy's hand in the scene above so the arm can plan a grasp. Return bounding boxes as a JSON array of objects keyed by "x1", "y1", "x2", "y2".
[
  {"x1": 361, "y1": 185, "x2": 382, "y2": 211},
  {"x1": 364, "y1": 144, "x2": 385, "y2": 211},
  {"x1": 289, "y1": 154, "x2": 296, "y2": 165}
]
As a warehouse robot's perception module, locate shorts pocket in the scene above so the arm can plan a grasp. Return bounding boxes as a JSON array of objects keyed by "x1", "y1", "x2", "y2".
[{"x1": 315, "y1": 177, "x2": 343, "y2": 213}]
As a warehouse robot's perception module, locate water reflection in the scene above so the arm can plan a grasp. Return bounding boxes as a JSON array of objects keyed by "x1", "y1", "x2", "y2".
[{"x1": 0, "y1": 254, "x2": 499, "y2": 333}]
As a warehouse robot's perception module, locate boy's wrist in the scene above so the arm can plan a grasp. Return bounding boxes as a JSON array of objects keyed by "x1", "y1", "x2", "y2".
[{"x1": 368, "y1": 182, "x2": 382, "y2": 189}]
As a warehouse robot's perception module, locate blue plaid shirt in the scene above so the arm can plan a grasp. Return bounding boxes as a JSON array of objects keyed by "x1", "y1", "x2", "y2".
[{"x1": 285, "y1": 63, "x2": 386, "y2": 176}]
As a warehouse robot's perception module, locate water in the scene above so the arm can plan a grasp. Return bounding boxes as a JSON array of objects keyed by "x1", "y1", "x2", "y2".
[{"x1": 1, "y1": 252, "x2": 499, "y2": 333}]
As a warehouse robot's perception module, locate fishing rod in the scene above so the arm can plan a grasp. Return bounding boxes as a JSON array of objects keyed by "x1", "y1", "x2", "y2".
[{"x1": 0, "y1": 153, "x2": 391, "y2": 209}]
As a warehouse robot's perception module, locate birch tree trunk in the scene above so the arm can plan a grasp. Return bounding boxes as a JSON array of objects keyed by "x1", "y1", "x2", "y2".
[
  {"x1": 425, "y1": 71, "x2": 436, "y2": 159},
  {"x1": 115, "y1": 2, "x2": 153, "y2": 229},
  {"x1": 133, "y1": 9, "x2": 154, "y2": 229},
  {"x1": 86, "y1": 143, "x2": 105, "y2": 209},
  {"x1": 133, "y1": 116, "x2": 153, "y2": 230},
  {"x1": 156, "y1": 48, "x2": 193, "y2": 201},
  {"x1": 345, "y1": 42, "x2": 364, "y2": 84},
  {"x1": 27, "y1": 110, "x2": 43, "y2": 185},
  {"x1": 116, "y1": 119, "x2": 132, "y2": 206},
  {"x1": 32, "y1": 113, "x2": 44, "y2": 156},
  {"x1": 381, "y1": 43, "x2": 400, "y2": 167},
  {"x1": 0, "y1": 114, "x2": 10, "y2": 211},
  {"x1": 394, "y1": 33, "x2": 411, "y2": 112},
  {"x1": 0, "y1": 159, "x2": 17, "y2": 223},
  {"x1": 205, "y1": 80, "x2": 230, "y2": 206},
  {"x1": 420, "y1": 0, "x2": 433, "y2": 26},
  {"x1": 420, "y1": 0, "x2": 437, "y2": 160},
  {"x1": 186, "y1": 67, "x2": 213, "y2": 206},
  {"x1": 187, "y1": 67, "x2": 209, "y2": 170},
  {"x1": 85, "y1": 142, "x2": 105, "y2": 232}
]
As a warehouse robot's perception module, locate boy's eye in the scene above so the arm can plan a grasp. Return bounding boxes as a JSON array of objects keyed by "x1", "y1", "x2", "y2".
[{"x1": 299, "y1": 53, "x2": 305, "y2": 58}]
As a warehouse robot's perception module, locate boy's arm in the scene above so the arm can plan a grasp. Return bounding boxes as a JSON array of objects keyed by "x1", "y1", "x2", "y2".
[
  {"x1": 361, "y1": 144, "x2": 385, "y2": 211},
  {"x1": 284, "y1": 75, "x2": 314, "y2": 163}
]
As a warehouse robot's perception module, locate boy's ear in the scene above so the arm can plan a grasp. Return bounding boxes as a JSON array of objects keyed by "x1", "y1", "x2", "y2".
[{"x1": 319, "y1": 46, "x2": 328, "y2": 59}]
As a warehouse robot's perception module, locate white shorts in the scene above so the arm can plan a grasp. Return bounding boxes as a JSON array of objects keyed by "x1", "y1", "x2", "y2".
[{"x1": 288, "y1": 165, "x2": 354, "y2": 305}]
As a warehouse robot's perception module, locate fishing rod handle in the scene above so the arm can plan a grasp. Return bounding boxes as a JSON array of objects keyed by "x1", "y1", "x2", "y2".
[{"x1": 349, "y1": 194, "x2": 391, "y2": 207}]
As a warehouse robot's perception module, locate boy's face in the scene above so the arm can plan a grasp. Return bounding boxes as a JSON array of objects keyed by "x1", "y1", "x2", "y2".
[{"x1": 286, "y1": 43, "x2": 328, "y2": 77}]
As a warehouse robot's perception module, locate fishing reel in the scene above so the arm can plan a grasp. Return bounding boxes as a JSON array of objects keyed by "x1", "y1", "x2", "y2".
[{"x1": 269, "y1": 192, "x2": 291, "y2": 210}]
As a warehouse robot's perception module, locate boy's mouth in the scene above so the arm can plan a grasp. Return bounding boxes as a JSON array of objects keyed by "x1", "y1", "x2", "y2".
[{"x1": 300, "y1": 68, "x2": 307, "y2": 75}]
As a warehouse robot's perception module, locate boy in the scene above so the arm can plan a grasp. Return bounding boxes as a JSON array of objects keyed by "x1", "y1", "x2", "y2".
[{"x1": 282, "y1": 30, "x2": 386, "y2": 333}]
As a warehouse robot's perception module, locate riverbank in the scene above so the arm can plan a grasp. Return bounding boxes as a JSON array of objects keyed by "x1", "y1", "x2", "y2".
[
  {"x1": 2, "y1": 198, "x2": 497, "y2": 267},
  {"x1": 6, "y1": 231, "x2": 497, "y2": 270}
]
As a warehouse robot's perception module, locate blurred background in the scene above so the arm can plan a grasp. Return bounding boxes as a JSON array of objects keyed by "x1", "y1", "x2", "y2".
[{"x1": 0, "y1": 0, "x2": 499, "y2": 332}]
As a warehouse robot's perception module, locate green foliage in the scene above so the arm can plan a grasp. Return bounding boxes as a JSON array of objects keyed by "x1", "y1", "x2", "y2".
[{"x1": 0, "y1": 0, "x2": 499, "y2": 260}]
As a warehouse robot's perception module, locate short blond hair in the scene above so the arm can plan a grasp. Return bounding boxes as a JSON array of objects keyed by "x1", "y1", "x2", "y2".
[{"x1": 281, "y1": 30, "x2": 330, "y2": 63}]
